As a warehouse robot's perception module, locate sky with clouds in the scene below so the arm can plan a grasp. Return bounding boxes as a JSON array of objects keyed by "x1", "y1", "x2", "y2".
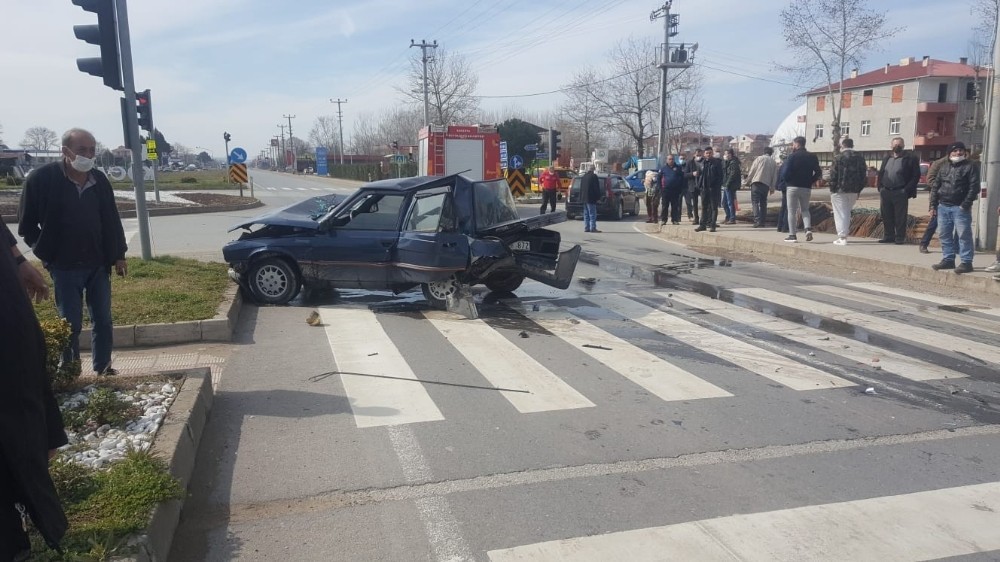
[{"x1": 0, "y1": 0, "x2": 985, "y2": 159}]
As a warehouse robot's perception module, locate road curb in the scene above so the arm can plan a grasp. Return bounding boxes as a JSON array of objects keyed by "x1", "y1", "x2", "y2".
[
  {"x1": 116, "y1": 367, "x2": 214, "y2": 562},
  {"x1": 641, "y1": 223, "x2": 1000, "y2": 298},
  {"x1": 80, "y1": 284, "x2": 244, "y2": 351},
  {"x1": 0, "y1": 199, "x2": 264, "y2": 225}
]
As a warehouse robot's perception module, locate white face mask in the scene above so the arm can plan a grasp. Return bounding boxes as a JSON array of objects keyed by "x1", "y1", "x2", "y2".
[
  {"x1": 950, "y1": 155, "x2": 966, "y2": 163},
  {"x1": 695, "y1": 156, "x2": 703, "y2": 161},
  {"x1": 68, "y1": 151, "x2": 96, "y2": 172},
  {"x1": 723, "y1": 155, "x2": 731, "y2": 161}
]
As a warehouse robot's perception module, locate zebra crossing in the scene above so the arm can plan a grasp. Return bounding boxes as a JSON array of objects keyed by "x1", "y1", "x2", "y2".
[{"x1": 318, "y1": 281, "x2": 997, "y2": 429}]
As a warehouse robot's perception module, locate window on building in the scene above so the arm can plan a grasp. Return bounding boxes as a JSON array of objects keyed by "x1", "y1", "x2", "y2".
[
  {"x1": 861, "y1": 120, "x2": 871, "y2": 136},
  {"x1": 840, "y1": 122, "x2": 850, "y2": 137},
  {"x1": 967, "y1": 81, "x2": 978, "y2": 101},
  {"x1": 938, "y1": 83, "x2": 948, "y2": 103},
  {"x1": 863, "y1": 89, "x2": 874, "y2": 106},
  {"x1": 889, "y1": 118, "x2": 901, "y2": 135},
  {"x1": 891, "y1": 85, "x2": 904, "y2": 103},
  {"x1": 816, "y1": 95, "x2": 826, "y2": 111},
  {"x1": 841, "y1": 92, "x2": 852, "y2": 109},
  {"x1": 815, "y1": 124, "x2": 824, "y2": 139}
]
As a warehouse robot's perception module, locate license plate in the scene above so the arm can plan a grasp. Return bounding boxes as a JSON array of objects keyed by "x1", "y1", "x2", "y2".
[{"x1": 510, "y1": 240, "x2": 531, "y2": 251}]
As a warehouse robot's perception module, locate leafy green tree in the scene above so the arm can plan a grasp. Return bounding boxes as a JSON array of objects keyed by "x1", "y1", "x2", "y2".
[
  {"x1": 196, "y1": 151, "x2": 213, "y2": 165},
  {"x1": 496, "y1": 118, "x2": 541, "y2": 170}
]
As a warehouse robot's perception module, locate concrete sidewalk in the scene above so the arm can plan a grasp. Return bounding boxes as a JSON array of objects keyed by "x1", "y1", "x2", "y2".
[{"x1": 638, "y1": 216, "x2": 1000, "y2": 298}]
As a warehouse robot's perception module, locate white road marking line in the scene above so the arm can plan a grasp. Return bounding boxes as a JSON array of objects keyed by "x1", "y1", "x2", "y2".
[
  {"x1": 732, "y1": 287, "x2": 1000, "y2": 365},
  {"x1": 320, "y1": 307, "x2": 444, "y2": 428},
  {"x1": 519, "y1": 308, "x2": 733, "y2": 402},
  {"x1": 803, "y1": 284, "x2": 1000, "y2": 334},
  {"x1": 665, "y1": 292, "x2": 967, "y2": 381},
  {"x1": 488, "y1": 481, "x2": 1000, "y2": 561},
  {"x1": 595, "y1": 294, "x2": 853, "y2": 390},
  {"x1": 281, "y1": 187, "x2": 293, "y2": 191},
  {"x1": 424, "y1": 312, "x2": 595, "y2": 413},
  {"x1": 846, "y1": 282, "x2": 974, "y2": 307}
]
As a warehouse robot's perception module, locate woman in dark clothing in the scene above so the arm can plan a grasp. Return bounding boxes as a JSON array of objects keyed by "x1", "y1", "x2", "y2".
[
  {"x1": 721, "y1": 149, "x2": 742, "y2": 224},
  {"x1": 658, "y1": 155, "x2": 686, "y2": 225}
]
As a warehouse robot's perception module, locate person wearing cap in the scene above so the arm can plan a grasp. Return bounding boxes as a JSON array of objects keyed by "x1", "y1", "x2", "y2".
[{"x1": 929, "y1": 141, "x2": 979, "y2": 274}]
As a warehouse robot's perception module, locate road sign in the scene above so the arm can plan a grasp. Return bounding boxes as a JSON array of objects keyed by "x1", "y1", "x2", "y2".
[
  {"x1": 229, "y1": 163, "x2": 248, "y2": 184},
  {"x1": 536, "y1": 152, "x2": 548, "y2": 159},
  {"x1": 524, "y1": 144, "x2": 538, "y2": 151},
  {"x1": 510, "y1": 154, "x2": 523, "y2": 169},
  {"x1": 505, "y1": 168, "x2": 528, "y2": 196},
  {"x1": 316, "y1": 147, "x2": 328, "y2": 176},
  {"x1": 499, "y1": 141, "x2": 508, "y2": 169},
  {"x1": 146, "y1": 139, "x2": 158, "y2": 161},
  {"x1": 229, "y1": 147, "x2": 247, "y2": 164}
]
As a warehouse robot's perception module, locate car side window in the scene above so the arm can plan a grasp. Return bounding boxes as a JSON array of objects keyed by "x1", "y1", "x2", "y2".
[
  {"x1": 339, "y1": 193, "x2": 405, "y2": 230},
  {"x1": 404, "y1": 192, "x2": 453, "y2": 233}
]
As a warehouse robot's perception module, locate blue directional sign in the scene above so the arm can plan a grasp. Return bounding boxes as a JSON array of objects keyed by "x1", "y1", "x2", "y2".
[
  {"x1": 315, "y1": 147, "x2": 328, "y2": 175},
  {"x1": 499, "y1": 141, "x2": 508, "y2": 169},
  {"x1": 229, "y1": 147, "x2": 247, "y2": 164},
  {"x1": 510, "y1": 154, "x2": 523, "y2": 169},
  {"x1": 524, "y1": 144, "x2": 538, "y2": 151}
]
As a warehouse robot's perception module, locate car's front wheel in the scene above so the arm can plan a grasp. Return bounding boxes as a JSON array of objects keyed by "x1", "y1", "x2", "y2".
[
  {"x1": 247, "y1": 257, "x2": 300, "y2": 305},
  {"x1": 484, "y1": 272, "x2": 525, "y2": 293},
  {"x1": 422, "y1": 275, "x2": 461, "y2": 309},
  {"x1": 613, "y1": 199, "x2": 624, "y2": 220}
]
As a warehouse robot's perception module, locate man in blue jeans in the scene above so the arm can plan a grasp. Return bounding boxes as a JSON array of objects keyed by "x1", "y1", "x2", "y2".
[
  {"x1": 582, "y1": 168, "x2": 602, "y2": 233},
  {"x1": 929, "y1": 142, "x2": 979, "y2": 274},
  {"x1": 18, "y1": 128, "x2": 128, "y2": 375}
]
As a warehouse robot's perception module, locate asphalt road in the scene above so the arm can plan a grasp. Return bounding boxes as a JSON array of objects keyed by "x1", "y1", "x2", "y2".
[{"x1": 168, "y1": 189, "x2": 1000, "y2": 561}]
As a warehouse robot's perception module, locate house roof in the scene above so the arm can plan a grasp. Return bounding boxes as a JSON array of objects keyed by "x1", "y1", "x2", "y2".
[{"x1": 804, "y1": 58, "x2": 983, "y2": 96}]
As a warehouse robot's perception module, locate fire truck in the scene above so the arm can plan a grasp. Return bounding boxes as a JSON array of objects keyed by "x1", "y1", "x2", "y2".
[{"x1": 417, "y1": 124, "x2": 502, "y2": 181}]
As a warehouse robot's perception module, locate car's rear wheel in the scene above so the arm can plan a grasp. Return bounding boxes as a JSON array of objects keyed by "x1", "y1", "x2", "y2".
[
  {"x1": 422, "y1": 275, "x2": 461, "y2": 309},
  {"x1": 484, "y1": 272, "x2": 525, "y2": 293},
  {"x1": 614, "y1": 199, "x2": 624, "y2": 220},
  {"x1": 631, "y1": 198, "x2": 640, "y2": 216},
  {"x1": 247, "y1": 257, "x2": 300, "y2": 305}
]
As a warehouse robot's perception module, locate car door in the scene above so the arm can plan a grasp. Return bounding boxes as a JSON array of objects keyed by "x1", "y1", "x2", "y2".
[
  {"x1": 313, "y1": 192, "x2": 407, "y2": 289},
  {"x1": 393, "y1": 188, "x2": 469, "y2": 285}
]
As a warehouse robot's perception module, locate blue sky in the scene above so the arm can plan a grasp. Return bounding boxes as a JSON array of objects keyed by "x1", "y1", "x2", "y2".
[{"x1": 0, "y1": 0, "x2": 984, "y2": 159}]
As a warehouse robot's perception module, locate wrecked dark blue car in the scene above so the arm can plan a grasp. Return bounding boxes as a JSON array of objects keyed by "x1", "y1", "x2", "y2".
[{"x1": 223, "y1": 174, "x2": 581, "y2": 306}]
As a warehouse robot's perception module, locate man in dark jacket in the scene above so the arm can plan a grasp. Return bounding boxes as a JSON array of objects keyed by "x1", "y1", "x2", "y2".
[
  {"x1": 929, "y1": 142, "x2": 979, "y2": 273},
  {"x1": 658, "y1": 155, "x2": 685, "y2": 225},
  {"x1": 18, "y1": 128, "x2": 129, "y2": 376},
  {"x1": 683, "y1": 149, "x2": 703, "y2": 224},
  {"x1": 780, "y1": 136, "x2": 822, "y2": 242},
  {"x1": 1, "y1": 216, "x2": 69, "y2": 560},
  {"x1": 721, "y1": 148, "x2": 742, "y2": 224},
  {"x1": 582, "y1": 168, "x2": 602, "y2": 233},
  {"x1": 827, "y1": 138, "x2": 867, "y2": 245},
  {"x1": 775, "y1": 159, "x2": 790, "y2": 232},
  {"x1": 694, "y1": 147, "x2": 724, "y2": 232},
  {"x1": 876, "y1": 137, "x2": 921, "y2": 244}
]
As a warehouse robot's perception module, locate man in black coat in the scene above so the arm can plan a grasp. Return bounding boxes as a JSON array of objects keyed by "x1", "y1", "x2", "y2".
[
  {"x1": 694, "y1": 147, "x2": 724, "y2": 232},
  {"x1": 582, "y1": 168, "x2": 602, "y2": 233},
  {"x1": 682, "y1": 149, "x2": 703, "y2": 224},
  {"x1": 876, "y1": 136, "x2": 921, "y2": 244},
  {"x1": 1, "y1": 215, "x2": 68, "y2": 560}
]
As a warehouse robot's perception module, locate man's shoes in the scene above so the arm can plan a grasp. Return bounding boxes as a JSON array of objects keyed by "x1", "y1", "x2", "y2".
[
  {"x1": 984, "y1": 261, "x2": 1000, "y2": 272},
  {"x1": 584, "y1": 228, "x2": 591, "y2": 233},
  {"x1": 805, "y1": 230, "x2": 814, "y2": 242},
  {"x1": 833, "y1": 238, "x2": 847, "y2": 246},
  {"x1": 591, "y1": 229, "x2": 602, "y2": 233},
  {"x1": 672, "y1": 221, "x2": 680, "y2": 225},
  {"x1": 694, "y1": 225, "x2": 707, "y2": 232},
  {"x1": 97, "y1": 366, "x2": 118, "y2": 376},
  {"x1": 894, "y1": 240, "x2": 905, "y2": 245},
  {"x1": 993, "y1": 273, "x2": 1000, "y2": 282},
  {"x1": 931, "y1": 260, "x2": 956, "y2": 271},
  {"x1": 919, "y1": 245, "x2": 930, "y2": 254},
  {"x1": 784, "y1": 235, "x2": 798, "y2": 242},
  {"x1": 752, "y1": 223, "x2": 763, "y2": 228},
  {"x1": 878, "y1": 238, "x2": 894, "y2": 243},
  {"x1": 709, "y1": 227, "x2": 716, "y2": 232},
  {"x1": 660, "y1": 221, "x2": 667, "y2": 226},
  {"x1": 954, "y1": 262, "x2": 974, "y2": 274}
]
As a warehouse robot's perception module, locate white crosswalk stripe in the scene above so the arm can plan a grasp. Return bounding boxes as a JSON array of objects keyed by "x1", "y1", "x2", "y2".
[
  {"x1": 590, "y1": 293, "x2": 853, "y2": 390},
  {"x1": 664, "y1": 291, "x2": 967, "y2": 382},
  {"x1": 730, "y1": 287, "x2": 1000, "y2": 365},
  {"x1": 488, "y1": 480, "x2": 1000, "y2": 561},
  {"x1": 846, "y1": 282, "x2": 974, "y2": 307},
  {"x1": 320, "y1": 307, "x2": 444, "y2": 428},
  {"x1": 423, "y1": 312, "x2": 595, "y2": 413}
]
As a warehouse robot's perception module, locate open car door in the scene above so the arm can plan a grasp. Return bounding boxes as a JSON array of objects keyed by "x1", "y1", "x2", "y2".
[{"x1": 392, "y1": 186, "x2": 469, "y2": 285}]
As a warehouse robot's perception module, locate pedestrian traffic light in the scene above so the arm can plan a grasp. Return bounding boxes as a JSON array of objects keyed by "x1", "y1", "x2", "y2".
[
  {"x1": 224, "y1": 132, "x2": 231, "y2": 143},
  {"x1": 392, "y1": 140, "x2": 399, "y2": 150},
  {"x1": 136, "y1": 89, "x2": 152, "y2": 131},
  {"x1": 552, "y1": 130, "x2": 562, "y2": 159},
  {"x1": 72, "y1": 0, "x2": 122, "y2": 91}
]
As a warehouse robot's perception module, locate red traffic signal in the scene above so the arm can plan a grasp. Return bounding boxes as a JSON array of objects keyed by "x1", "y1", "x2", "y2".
[{"x1": 136, "y1": 89, "x2": 152, "y2": 131}]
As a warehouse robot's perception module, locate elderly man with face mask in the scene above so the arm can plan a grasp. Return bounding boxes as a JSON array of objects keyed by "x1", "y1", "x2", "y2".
[
  {"x1": 17, "y1": 128, "x2": 128, "y2": 376},
  {"x1": 929, "y1": 142, "x2": 980, "y2": 274}
]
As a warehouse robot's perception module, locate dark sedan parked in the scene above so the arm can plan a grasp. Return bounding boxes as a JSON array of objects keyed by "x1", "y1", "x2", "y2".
[{"x1": 564, "y1": 173, "x2": 641, "y2": 220}]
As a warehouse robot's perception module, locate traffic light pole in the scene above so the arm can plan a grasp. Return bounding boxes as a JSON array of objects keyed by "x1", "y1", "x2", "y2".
[{"x1": 115, "y1": 0, "x2": 151, "y2": 260}]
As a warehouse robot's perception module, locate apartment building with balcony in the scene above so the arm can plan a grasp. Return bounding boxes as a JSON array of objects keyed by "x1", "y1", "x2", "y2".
[{"x1": 804, "y1": 56, "x2": 988, "y2": 166}]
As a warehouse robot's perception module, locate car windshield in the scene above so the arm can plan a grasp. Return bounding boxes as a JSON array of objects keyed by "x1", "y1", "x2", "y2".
[
  {"x1": 284, "y1": 194, "x2": 347, "y2": 220},
  {"x1": 474, "y1": 180, "x2": 521, "y2": 229}
]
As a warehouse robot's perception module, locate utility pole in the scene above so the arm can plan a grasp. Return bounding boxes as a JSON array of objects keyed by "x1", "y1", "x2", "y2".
[
  {"x1": 410, "y1": 39, "x2": 438, "y2": 126},
  {"x1": 980, "y1": 6, "x2": 1000, "y2": 252},
  {"x1": 284, "y1": 114, "x2": 296, "y2": 172},
  {"x1": 330, "y1": 98, "x2": 347, "y2": 165},
  {"x1": 651, "y1": 2, "x2": 691, "y2": 162},
  {"x1": 277, "y1": 124, "x2": 286, "y2": 171}
]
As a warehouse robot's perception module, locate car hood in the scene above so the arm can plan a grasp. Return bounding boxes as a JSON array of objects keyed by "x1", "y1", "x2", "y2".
[{"x1": 227, "y1": 193, "x2": 347, "y2": 232}]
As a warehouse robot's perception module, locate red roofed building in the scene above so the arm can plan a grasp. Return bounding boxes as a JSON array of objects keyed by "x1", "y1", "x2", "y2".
[{"x1": 803, "y1": 56, "x2": 988, "y2": 165}]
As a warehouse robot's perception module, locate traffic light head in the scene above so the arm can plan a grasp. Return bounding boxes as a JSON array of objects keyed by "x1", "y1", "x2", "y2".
[
  {"x1": 392, "y1": 140, "x2": 399, "y2": 150},
  {"x1": 552, "y1": 130, "x2": 562, "y2": 159},
  {"x1": 224, "y1": 132, "x2": 232, "y2": 143},
  {"x1": 136, "y1": 89, "x2": 152, "y2": 131},
  {"x1": 72, "y1": 0, "x2": 122, "y2": 91}
]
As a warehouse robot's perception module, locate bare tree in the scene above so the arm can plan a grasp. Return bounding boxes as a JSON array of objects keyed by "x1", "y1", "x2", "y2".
[
  {"x1": 21, "y1": 126, "x2": 59, "y2": 153},
  {"x1": 308, "y1": 116, "x2": 340, "y2": 152},
  {"x1": 778, "y1": 0, "x2": 898, "y2": 154},
  {"x1": 351, "y1": 111, "x2": 381, "y2": 157},
  {"x1": 0, "y1": 122, "x2": 5, "y2": 147},
  {"x1": 377, "y1": 106, "x2": 424, "y2": 147},
  {"x1": 972, "y1": 0, "x2": 999, "y2": 57},
  {"x1": 666, "y1": 68, "x2": 710, "y2": 154},
  {"x1": 289, "y1": 136, "x2": 313, "y2": 154},
  {"x1": 561, "y1": 68, "x2": 605, "y2": 160},
  {"x1": 589, "y1": 37, "x2": 660, "y2": 157},
  {"x1": 399, "y1": 48, "x2": 480, "y2": 125}
]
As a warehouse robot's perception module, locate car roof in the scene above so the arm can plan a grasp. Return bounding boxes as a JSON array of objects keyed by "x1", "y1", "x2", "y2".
[{"x1": 360, "y1": 173, "x2": 475, "y2": 193}]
